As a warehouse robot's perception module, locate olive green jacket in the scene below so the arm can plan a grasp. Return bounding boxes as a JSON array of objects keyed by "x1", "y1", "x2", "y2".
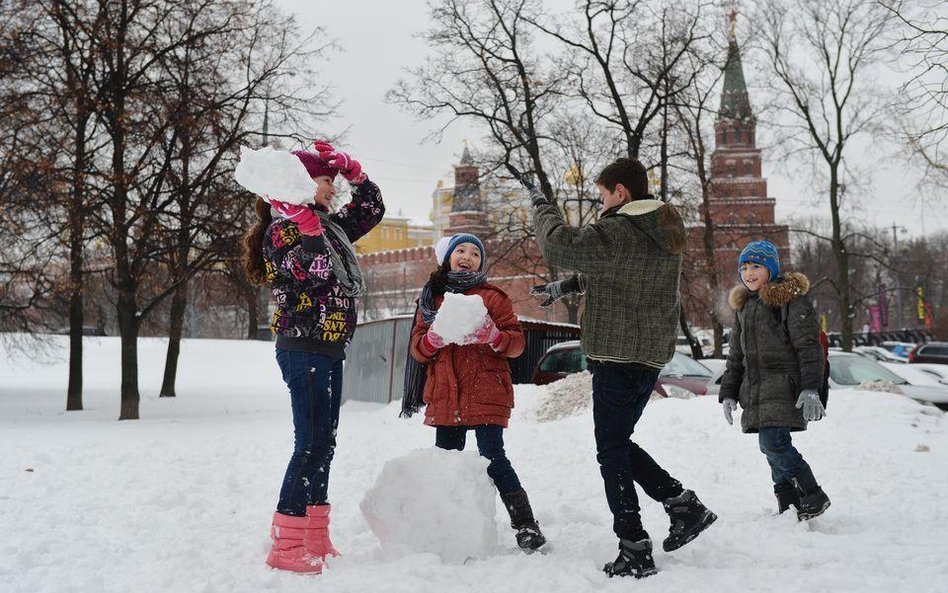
[{"x1": 532, "y1": 198, "x2": 685, "y2": 365}]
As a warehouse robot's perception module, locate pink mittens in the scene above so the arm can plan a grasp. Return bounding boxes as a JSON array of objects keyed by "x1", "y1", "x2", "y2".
[
  {"x1": 271, "y1": 200, "x2": 323, "y2": 236},
  {"x1": 313, "y1": 141, "x2": 367, "y2": 184}
]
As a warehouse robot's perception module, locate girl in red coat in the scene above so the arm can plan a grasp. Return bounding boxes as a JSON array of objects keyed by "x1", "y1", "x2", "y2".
[{"x1": 405, "y1": 233, "x2": 546, "y2": 551}]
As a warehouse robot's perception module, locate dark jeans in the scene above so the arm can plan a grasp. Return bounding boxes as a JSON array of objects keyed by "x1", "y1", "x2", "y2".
[
  {"x1": 275, "y1": 349, "x2": 344, "y2": 516},
  {"x1": 758, "y1": 426, "x2": 806, "y2": 487},
  {"x1": 435, "y1": 424, "x2": 523, "y2": 494},
  {"x1": 591, "y1": 361, "x2": 683, "y2": 540}
]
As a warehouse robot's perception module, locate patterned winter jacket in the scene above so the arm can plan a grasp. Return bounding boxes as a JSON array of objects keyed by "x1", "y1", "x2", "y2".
[
  {"x1": 408, "y1": 284, "x2": 525, "y2": 428},
  {"x1": 264, "y1": 179, "x2": 384, "y2": 359},
  {"x1": 719, "y1": 273, "x2": 823, "y2": 433},
  {"x1": 532, "y1": 198, "x2": 685, "y2": 367}
]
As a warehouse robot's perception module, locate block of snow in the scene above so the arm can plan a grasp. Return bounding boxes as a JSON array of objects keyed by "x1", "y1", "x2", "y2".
[
  {"x1": 534, "y1": 371, "x2": 593, "y2": 422},
  {"x1": 360, "y1": 447, "x2": 498, "y2": 563},
  {"x1": 430, "y1": 293, "x2": 488, "y2": 345},
  {"x1": 233, "y1": 145, "x2": 315, "y2": 205}
]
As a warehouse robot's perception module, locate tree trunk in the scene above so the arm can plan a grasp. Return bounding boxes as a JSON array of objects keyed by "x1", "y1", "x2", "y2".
[
  {"x1": 711, "y1": 318, "x2": 724, "y2": 358},
  {"x1": 66, "y1": 114, "x2": 89, "y2": 412},
  {"x1": 829, "y1": 165, "x2": 853, "y2": 351},
  {"x1": 679, "y1": 306, "x2": 703, "y2": 359},
  {"x1": 159, "y1": 282, "x2": 188, "y2": 397},
  {"x1": 66, "y1": 214, "x2": 84, "y2": 410},
  {"x1": 66, "y1": 288, "x2": 83, "y2": 411},
  {"x1": 117, "y1": 288, "x2": 140, "y2": 420},
  {"x1": 246, "y1": 285, "x2": 261, "y2": 339}
]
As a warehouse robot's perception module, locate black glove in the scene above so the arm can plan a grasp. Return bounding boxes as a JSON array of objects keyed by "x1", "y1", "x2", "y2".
[
  {"x1": 506, "y1": 163, "x2": 549, "y2": 207},
  {"x1": 530, "y1": 275, "x2": 582, "y2": 307}
]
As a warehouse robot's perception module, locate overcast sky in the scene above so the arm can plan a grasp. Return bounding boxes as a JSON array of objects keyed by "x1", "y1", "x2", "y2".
[{"x1": 273, "y1": 0, "x2": 944, "y2": 240}]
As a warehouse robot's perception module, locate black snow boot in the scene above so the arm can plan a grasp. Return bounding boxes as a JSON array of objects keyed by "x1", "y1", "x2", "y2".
[
  {"x1": 500, "y1": 489, "x2": 547, "y2": 551},
  {"x1": 661, "y1": 489, "x2": 717, "y2": 552},
  {"x1": 603, "y1": 537, "x2": 658, "y2": 579},
  {"x1": 791, "y1": 465, "x2": 831, "y2": 521},
  {"x1": 774, "y1": 482, "x2": 800, "y2": 515}
]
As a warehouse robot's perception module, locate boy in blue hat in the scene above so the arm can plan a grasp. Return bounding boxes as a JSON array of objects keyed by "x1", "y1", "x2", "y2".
[{"x1": 720, "y1": 240, "x2": 831, "y2": 520}]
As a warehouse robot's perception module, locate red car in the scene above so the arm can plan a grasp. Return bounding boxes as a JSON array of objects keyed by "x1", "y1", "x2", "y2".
[{"x1": 532, "y1": 340, "x2": 714, "y2": 397}]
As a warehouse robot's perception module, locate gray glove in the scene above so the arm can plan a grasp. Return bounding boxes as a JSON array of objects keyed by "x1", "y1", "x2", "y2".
[
  {"x1": 722, "y1": 398, "x2": 738, "y2": 425},
  {"x1": 795, "y1": 389, "x2": 825, "y2": 421},
  {"x1": 530, "y1": 275, "x2": 582, "y2": 308},
  {"x1": 506, "y1": 164, "x2": 550, "y2": 207}
]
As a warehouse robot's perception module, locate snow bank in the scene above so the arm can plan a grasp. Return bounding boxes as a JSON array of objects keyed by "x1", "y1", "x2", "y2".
[
  {"x1": 534, "y1": 371, "x2": 593, "y2": 422},
  {"x1": 233, "y1": 145, "x2": 316, "y2": 205},
  {"x1": 430, "y1": 293, "x2": 488, "y2": 344},
  {"x1": 2, "y1": 336, "x2": 948, "y2": 593},
  {"x1": 360, "y1": 448, "x2": 497, "y2": 563}
]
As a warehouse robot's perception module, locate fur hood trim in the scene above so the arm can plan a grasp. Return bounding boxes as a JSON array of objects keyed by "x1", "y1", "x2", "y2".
[{"x1": 728, "y1": 272, "x2": 811, "y2": 310}]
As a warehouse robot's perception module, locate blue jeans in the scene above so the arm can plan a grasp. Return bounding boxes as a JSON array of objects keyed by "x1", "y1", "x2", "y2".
[
  {"x1": 435, "y1": 425, "x2": 523, "y2": 494},
  {"x1": 275, "y1": 349, "x2": 344, "y2": 516},
  {"x1": 758, "y1": 426, "x2": 806, "y2": 486},
  {"x1": 591, "y1": 361, "x2": 683, "y2": 540}
]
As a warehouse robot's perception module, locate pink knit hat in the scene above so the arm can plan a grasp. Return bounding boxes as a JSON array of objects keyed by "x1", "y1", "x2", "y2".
[{"x1": 292, "y1": 150, "x2": 336, "y2": 181}]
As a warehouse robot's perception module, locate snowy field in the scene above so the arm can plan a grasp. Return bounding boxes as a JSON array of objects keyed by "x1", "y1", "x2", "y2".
[{"x1": 2, "y1": 335, "x2": 947, "y2": 593}]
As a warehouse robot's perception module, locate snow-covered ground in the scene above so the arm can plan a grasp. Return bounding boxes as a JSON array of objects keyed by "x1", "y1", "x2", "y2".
[{"x1": 2, "y1": 335, "x2": 947, "y2": 593}]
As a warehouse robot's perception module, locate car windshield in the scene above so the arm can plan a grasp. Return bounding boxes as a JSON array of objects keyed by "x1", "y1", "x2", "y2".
[
  {"x1": 829, "y1": 355, "x2": 908, "y2": 386},
  {"x1": 661, "y1": 352, "x2": 712, "y2": 378},
  {"x1": 538, "y1": 347, "x2": 587, "y2": 373}
]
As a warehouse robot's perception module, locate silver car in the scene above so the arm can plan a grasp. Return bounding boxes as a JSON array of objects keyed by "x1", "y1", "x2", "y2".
[{"x1": 704, "y1": 352, "x2": 948, "y2": 411}]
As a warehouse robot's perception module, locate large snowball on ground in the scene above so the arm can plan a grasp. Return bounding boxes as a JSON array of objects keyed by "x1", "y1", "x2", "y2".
[
  {"x1": 360, "y1": 447, "x2": 498, "y2": 563},
  {"x1": 233, "y1": 145, "x2": 316, "y2": 204},
  {"x1": 430, "y1": 293, "x2": 488, "y2": 345}
]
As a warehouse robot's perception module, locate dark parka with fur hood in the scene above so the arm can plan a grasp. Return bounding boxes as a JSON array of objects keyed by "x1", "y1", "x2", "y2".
[{"x1": 719, "y1": 273, "x2": 823, "y2": 433}]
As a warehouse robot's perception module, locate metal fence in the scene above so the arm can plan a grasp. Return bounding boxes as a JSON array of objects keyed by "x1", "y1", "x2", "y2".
[{"x1": 342, "y1": 315, "x2": 581, "y2": 404}]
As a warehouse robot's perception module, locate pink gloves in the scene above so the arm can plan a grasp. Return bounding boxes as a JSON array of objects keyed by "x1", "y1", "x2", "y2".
[
  {"x1": 467, "y1": 316, "x2": 502, "y2": 349},
  {"x1": 313, "y1": 140, "x2": 367, "y2": 184},
  {"x1": 422, "y1": 329, "x2": 445, "y2": 355},
  {"x1": 422, "y1": 317, "x2": 502, "y2": 355},
  {"x1": 271, "y1": 200, "x2": 323, "y2": 236}
]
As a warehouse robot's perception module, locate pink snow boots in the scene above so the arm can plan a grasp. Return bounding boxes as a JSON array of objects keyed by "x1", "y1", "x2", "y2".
[
  {"x1": 265, "y1": 505, "x2": 339, "y2": 573},
  {"x1": 303, "y1": 504, "x2": 340, "y2": 559}
]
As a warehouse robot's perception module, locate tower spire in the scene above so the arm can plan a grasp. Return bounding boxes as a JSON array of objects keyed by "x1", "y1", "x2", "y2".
[{"x1": 719, "y1": 9, "x2": 753, "y2": 123}]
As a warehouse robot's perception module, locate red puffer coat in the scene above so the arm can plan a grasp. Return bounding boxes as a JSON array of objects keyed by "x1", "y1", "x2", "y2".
[{"x1": 409, "y1": 284, "x2": 525, "y2": 428}]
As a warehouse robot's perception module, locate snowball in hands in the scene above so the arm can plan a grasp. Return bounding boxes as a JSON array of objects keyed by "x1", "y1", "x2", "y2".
[
  {"x1": 233, "y1": 146, "x2": 316, "y2": 205},
  {"x1": 430, "y1": 293, "x2": 489, "y2": 345}
]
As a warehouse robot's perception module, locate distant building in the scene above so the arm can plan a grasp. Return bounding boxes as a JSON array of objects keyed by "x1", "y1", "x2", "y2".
[
  {"x1": 682, "y1": 18, "x2": 790, "y2": 328},
  {"x1": 355, "y1": 213, "x2": 433, "y2": 255},
  {"x1": 356, "y1": 144, "x2": 564, "y2": 324}
]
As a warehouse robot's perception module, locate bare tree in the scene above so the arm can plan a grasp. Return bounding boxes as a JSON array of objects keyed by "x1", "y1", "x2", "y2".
[
  {"x1": 756, "y1": 0, "x2": 892, "y2": 351},
  {"x1": 671, "y1": 35, "x2": 727, "y2": 356},
  {"x1": 389, "y1": 0, "x2": 563, "y2": 197},
  {"x1": 152, "y1": 1, "x2": 335, "y2": 398},
  {"x1": 883, "y1": 0, "x2": 948, "y2": 189}
]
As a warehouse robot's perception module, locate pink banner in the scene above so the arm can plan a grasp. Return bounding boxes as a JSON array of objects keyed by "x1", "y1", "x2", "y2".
[{"x1": 870, "y1": 305, "x2": 881, "y2": 333}]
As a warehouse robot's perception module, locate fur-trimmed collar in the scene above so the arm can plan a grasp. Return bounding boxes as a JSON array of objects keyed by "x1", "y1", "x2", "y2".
[
  {"x1": 728, "y1": 272, "x2": 811, "y2": 310},
  {"x1": 617, "y1": 198, "x2": 663, "y2": 216}
]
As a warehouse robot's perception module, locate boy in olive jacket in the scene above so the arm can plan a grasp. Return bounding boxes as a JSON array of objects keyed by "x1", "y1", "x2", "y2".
[
  {"x1": 518, "y1": 157, "x2": 716, "y2": 579},
  {"x1": 719, "y1": 240, "x2": 830, "y2": 521}
]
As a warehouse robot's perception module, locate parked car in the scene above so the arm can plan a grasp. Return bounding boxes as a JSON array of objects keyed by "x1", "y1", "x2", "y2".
[
  {"x1": 879, "y1": 341, "x2": 918, "y2": 358},
  {"x1": 908, "y1": 341, "x2": 948, "y2": 365},
  {"x1": 704, "y1": 352, "x2": 948, "y2": 411},
  {"x1": 829, "y1": 352, "x2": 948, "y2": 410},
  {"x1": 853, "y1": 345, "x2": 907, "y2": 363},
  {"x1": 908, "y1": 363, "x2": 948, "y2": 385},
  {"x1": 532, "y1": 341, "x2": 713, "y2": 397},
  {"x1": 880, "y1": 361, "x2": 948, "y2": 388}
]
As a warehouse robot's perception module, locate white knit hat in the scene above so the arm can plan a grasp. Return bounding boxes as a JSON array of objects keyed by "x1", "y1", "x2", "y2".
[{"x1": 434, "y1": 235, "x2": 452, "y2": 264}]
